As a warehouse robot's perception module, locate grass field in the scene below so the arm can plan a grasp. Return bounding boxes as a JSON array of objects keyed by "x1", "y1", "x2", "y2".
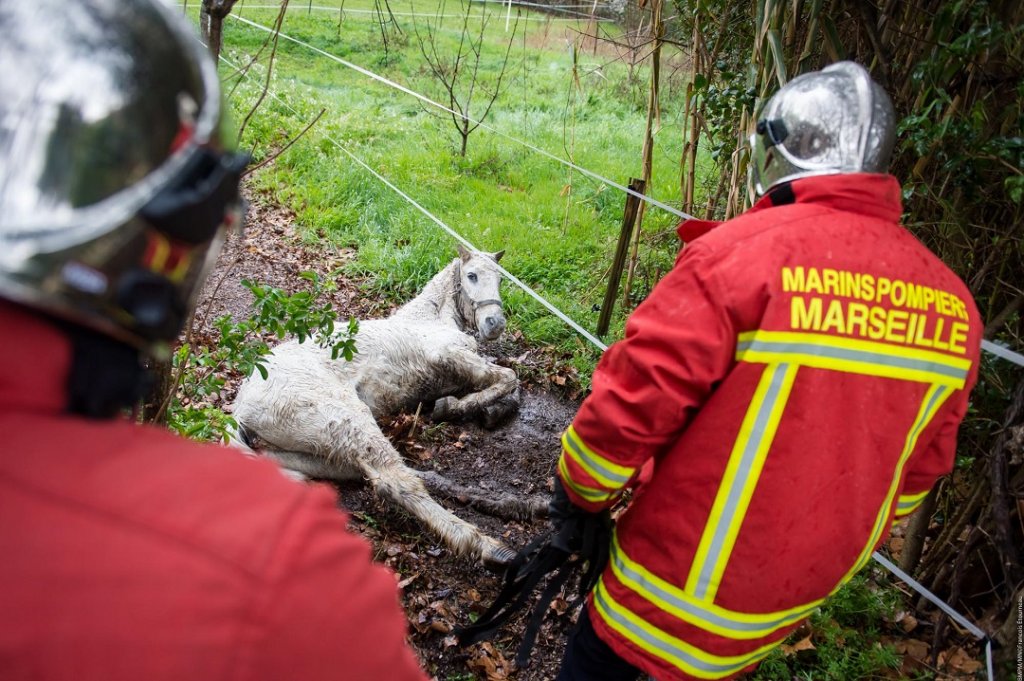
[{"x1": 190, "y1": 0, "x2": 709, "y2": 377}]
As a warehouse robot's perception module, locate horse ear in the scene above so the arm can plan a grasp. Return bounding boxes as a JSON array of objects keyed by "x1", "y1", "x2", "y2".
[
  {"x1": 491, "y1": 250, "x2": 505, "y2": 262},
  {"x1": 457, "y1": 244, "x2": 472, "y2": 262}
]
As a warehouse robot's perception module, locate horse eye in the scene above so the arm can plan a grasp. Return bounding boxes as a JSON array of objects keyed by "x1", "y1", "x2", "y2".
[{"x1": 467, "y1": 272, "x2": 478, "y2": 283}]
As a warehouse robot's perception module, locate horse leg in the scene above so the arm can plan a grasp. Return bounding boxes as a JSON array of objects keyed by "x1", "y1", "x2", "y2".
[
  {"x1": 358, "y1": 455, "x2": 515, "y2": 569},
  {"x1": 240, "y1": 395, "x2": 515, "y2": 568},
  {"x1": 414, "y1": 470, "x2": 550, "y2": 522},
  {"x1": 287, "y1": 397, "x2": 517, "y2": 567},
  {"x1": 431, "y1": 349, "x2": 519, "y2": 425}
]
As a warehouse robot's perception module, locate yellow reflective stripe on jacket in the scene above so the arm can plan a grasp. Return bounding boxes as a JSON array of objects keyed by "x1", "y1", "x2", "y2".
[
  {"x1": 842, "y1": 383, "x2": 951, "y2": 581},
  {"x1": 895, "y1": 489, "x2": 930, "y2": 517},
  {"x1": 736, "y1": 330, "x2": 970, "y2": 389},
  {"x1": 558, "y1": 453, "x2": 613, "y2": 504},
  {"x1": 592, "y1": 580, "x2": 782, "y2": 679},
  {"x1": 686, "y1": 362, "x2": 798, "y2": 602},
  {"x1": 562, "y1": 425, "x2": 636, "y2": 490},
  {"x1": 609, "y1": 532, "x2": 820, "y2": 640}
]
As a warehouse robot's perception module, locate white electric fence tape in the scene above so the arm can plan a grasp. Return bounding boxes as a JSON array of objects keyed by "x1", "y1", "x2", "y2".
[{"x1": 233, "y1": 4, "x2": 606, "y2": 22}]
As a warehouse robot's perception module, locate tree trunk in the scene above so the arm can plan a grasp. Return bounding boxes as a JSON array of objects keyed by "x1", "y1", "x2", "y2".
[
  {"x1": 898, "y1": 486, "x2": 940, "y2": 574},
  {"x1": 200, "y1": 0, "x2": 239, "y2": 62}
]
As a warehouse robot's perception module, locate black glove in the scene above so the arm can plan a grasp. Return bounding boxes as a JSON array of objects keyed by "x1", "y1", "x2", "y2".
[{"x1": 548, "y1": 477, "x2": 612, "y2": 580}]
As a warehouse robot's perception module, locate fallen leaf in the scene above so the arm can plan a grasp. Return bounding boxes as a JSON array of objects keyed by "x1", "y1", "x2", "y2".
[
  {"x1": 398, "y1": 572, "x2": 420, "y2": 589},
  {"x1": 940, "y1": 646, "x2": 983, "y2": 674},
  {"x1": 781, "y1": 635, "x2": 815, "y2": 656},
  {"x1": 893, "y1": 638, "x2": 930, "y2": 659},
  {"x1": 429, "y1": 620, "x2": 452, "y2": 634},
  {"x1": 888, "y1": 536, "x2": 905, "y2": 555}
]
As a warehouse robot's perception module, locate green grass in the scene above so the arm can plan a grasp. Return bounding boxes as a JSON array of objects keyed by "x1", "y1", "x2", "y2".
[{"x1": 189, "y1": 0, "x2": 709, "y2": 378}]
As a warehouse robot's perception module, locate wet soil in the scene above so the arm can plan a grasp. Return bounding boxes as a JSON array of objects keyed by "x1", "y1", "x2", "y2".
[{"x1": 193, "y1": 187, "x2": 585, "y2": 680}]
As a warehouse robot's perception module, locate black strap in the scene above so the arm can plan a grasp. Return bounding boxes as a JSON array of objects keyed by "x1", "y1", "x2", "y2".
[
  {"x1": 61, "y1": 321, "x2": 152, "y2": 418},
  {"x1": 513, "y1": 552, "x2": 577, "y2": 667},
  {"x1": 455, "y1": 514, "x2": 612, "y2": 668},
  {"x1": 455, "y1": 531, "x2": 567, "y2": 645}
]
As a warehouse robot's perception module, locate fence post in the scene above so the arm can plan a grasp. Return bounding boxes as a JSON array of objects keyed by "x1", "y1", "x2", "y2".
[{"x1": 597, "y1": 177, "x2": 646, "y2": 337}]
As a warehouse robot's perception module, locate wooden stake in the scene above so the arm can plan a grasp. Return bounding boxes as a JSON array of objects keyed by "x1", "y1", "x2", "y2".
[{"x1": 597, "y1": 178, "x2": 646, "y2": 337}]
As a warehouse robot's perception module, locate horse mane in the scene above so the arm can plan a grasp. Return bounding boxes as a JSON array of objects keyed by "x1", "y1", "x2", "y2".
[{"x1": 390, "y1": 257, "x2": 468, "y2": 329}]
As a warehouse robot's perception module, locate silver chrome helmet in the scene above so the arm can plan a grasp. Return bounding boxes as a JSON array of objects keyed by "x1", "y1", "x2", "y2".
[
  {"x1": 0, "y1": 0, "x2": 247, "y2": 354},
  {"x1": 748, "y1": 61, "x2": 896, "y2": 196}
]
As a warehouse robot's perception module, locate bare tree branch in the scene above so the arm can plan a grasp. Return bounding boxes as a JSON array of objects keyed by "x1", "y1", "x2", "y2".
[
  {"x1": 242, "y1": 108, "x2": 327, "y2": 178},
  {"x1": 412, "y1": 0, "x2": 520, "y2": 156},
  {"x1": 236, "y1": 0, "x2": 290, "y2": 144}
]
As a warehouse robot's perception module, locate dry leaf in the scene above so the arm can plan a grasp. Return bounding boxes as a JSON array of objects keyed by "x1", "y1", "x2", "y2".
[
  {"x1": 888, "y1": 536, "x2": 905, "y2": 555},
  {"x1": 429, "y1": 620, "x2": 452, "y2": 634},
  {"x1": 894, "y1": 638, "x2": 930, "y2": 659},
  {"x1": 397, "y1": 572, "x2": 420, "y2": 589},
  {"x1": 940, "y1": 646, "x2": 983, "y2": 674},
  {"x1": 781, "y1": 635, "x2": 815, "y2": 656},
  {"x1": 899, "y1": 613, "x2": 918, "y2": 633}
]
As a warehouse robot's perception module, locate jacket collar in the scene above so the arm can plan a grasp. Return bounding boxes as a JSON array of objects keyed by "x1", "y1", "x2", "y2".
[
  {"x1": 0, "y1": 301, "x2": 73, "y2": 414},
  {"x1": 677, "y1": 173, "x2": 903, "y2": 243}
]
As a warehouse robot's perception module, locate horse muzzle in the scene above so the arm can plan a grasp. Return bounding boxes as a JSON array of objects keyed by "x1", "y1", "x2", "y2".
[{"x1": 476, "y1": 304, "x2": 506, "y2": 341}]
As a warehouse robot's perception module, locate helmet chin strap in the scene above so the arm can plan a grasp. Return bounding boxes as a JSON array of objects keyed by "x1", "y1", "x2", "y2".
[{"x1": 61, "y1": 321, "x2": 153, "y2": 418}]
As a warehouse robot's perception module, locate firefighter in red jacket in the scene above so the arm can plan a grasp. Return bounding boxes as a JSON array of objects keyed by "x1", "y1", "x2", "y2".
[
  {"x1": 0, "y1": 2, "x2": 426, "y2": 679},
  {"x1": 553, "y1": 61, "x2": 982, "y2": 681}
]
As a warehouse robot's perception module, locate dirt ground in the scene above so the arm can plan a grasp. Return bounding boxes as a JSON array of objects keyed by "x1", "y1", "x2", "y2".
[{"x1": 193, "y1": 187, "x2": 585, "y2": 680}]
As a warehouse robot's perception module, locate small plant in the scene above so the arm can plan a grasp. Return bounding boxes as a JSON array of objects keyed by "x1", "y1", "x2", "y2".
[{"x1": 161, "y1": 270, "x2": 358, "y2": 443}]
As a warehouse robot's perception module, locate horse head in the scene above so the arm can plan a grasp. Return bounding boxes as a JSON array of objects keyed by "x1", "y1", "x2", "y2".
[{"x1": 456, "y1": 245, "x2": 506, "y2": 341}]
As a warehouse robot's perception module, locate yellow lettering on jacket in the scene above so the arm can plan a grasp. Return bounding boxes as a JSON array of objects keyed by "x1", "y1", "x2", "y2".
[
  {"x1": 782, "y1": 266, "x2": 973, "y2": 355},
  {"x1": 791, "y1": 296, "x2": 821, "y2": 330}
]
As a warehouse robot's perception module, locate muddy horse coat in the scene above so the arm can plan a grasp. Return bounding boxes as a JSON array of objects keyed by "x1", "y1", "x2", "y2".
[{"x1": 232, "y1": 247, "x2": 521, "y2": 567}]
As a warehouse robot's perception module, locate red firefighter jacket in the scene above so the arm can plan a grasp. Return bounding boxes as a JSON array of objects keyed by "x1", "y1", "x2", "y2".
[
  {"x1": 0, "y1": 302, "x2": 427, "y2": 681},
  {"x1": 557, "y1": 174, "x2": 981, "y2": 681}
]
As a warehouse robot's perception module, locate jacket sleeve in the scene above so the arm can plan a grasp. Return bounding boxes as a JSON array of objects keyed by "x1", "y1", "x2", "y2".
[
  {"x1": 240, "y1": 484, "x2": 428, "y2": 681},
  {"x1": 558, "y1": 243, "x2": 735, "y2": 511}
]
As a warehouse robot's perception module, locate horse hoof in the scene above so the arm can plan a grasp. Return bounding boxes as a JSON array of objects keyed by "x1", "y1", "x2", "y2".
[
  {"x1": 432, "y1": 396, "x2": 458, "y2": 421},
  {"x1": 481, "y1": 396, "x2": 519, "y2": 429},
  {"x1": 482, "y1": 545, "x2": 517, "y2": 573}
]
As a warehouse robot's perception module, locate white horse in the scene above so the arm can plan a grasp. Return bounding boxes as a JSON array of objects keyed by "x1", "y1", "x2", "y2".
[{"x1": 232, "y1": 246, "x2": 527, "y2": 568}]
